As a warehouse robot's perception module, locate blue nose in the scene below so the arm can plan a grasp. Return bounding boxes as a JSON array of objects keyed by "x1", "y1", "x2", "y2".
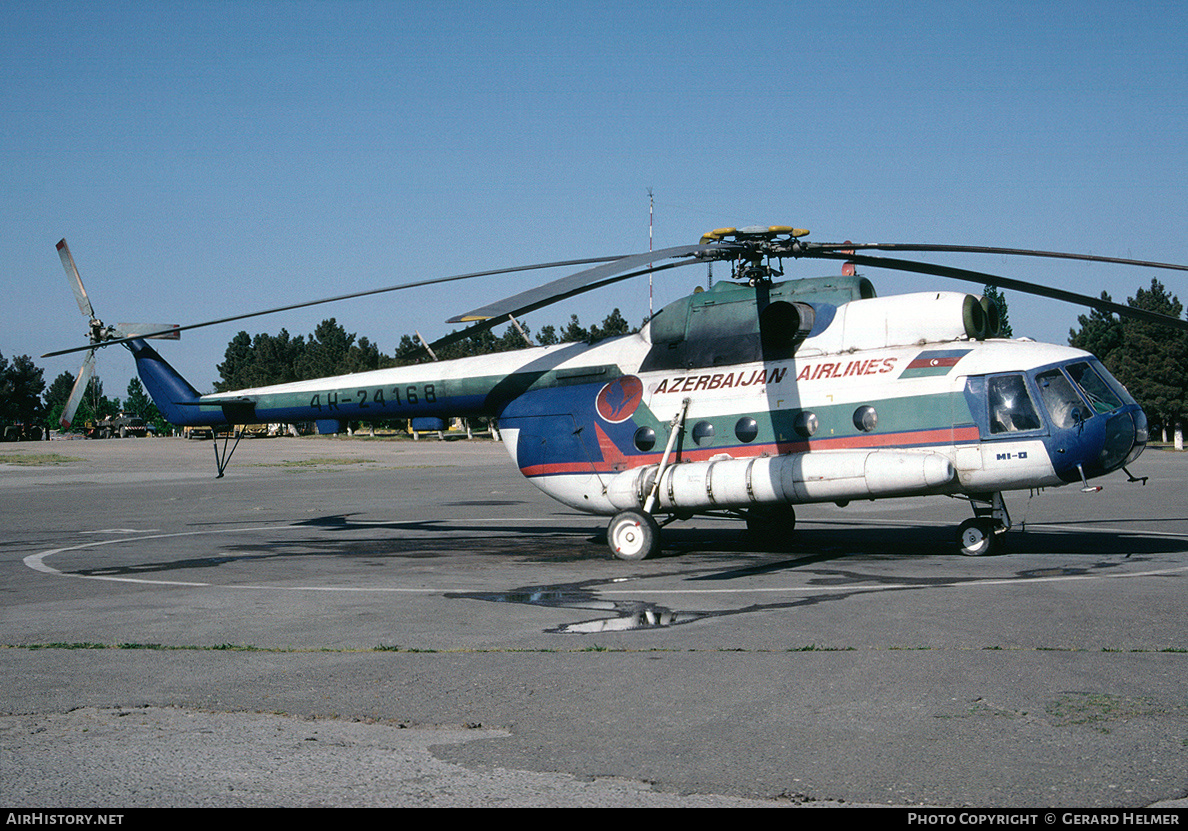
[
  {"x1": 1100, "y1": 407, "x2": 1147, "y2": 471},
  {"x1": 1053, "y1": 406, "x2": 1146, "y2": 484}
]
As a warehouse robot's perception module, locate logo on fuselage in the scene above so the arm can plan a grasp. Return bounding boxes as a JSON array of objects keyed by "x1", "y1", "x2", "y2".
[{"x1": 596, "y1": 375, "x2": 644, "y2": 423}]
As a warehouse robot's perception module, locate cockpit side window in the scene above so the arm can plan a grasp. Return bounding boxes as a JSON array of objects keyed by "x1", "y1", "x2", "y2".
[
  {"x1": 987, "y1": 373, "x2": 1042, "y2": 433},
  {"x1": 1035, "y1": 369, "x2": 1087, "y2": 429},
  {"x1": 1066, "y1": 361, "x2": 1126, "y2": 413}
]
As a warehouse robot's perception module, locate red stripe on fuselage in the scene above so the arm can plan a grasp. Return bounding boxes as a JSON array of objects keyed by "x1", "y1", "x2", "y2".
[{"x1": 517, "y1": 425, "x2": 981, "y2": 477}]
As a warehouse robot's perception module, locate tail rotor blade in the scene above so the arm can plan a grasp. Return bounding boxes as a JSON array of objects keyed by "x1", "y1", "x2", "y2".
[
  {"x1": 60, "y1": 351, "x2": 96, "y2": 431},
  {"x1": 57, "y1": 239, "x2": 95, "y2": 321}
]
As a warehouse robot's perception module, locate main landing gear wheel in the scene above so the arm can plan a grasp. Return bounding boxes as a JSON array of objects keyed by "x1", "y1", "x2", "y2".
[
  {"x1": 958, "y1": 517, "x2": 1004, "y2": 557},
  {"x1": 608, "y1": 510, "x2": 661, "y2": 561}
]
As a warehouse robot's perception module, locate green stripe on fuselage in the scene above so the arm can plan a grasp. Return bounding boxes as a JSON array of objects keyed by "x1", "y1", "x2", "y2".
[
  {"x1": 701, "y1": 390, "x2": 972, "y2": 450},
  {"x1": 220, "y1": 363, "x2": 624, "y2": 422}
]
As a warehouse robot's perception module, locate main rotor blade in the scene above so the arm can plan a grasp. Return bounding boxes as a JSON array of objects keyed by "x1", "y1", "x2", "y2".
[
  {"x1": 56, "y1": 239, "x2": 95, "y2": 320},
  {"x1": 430, "y1": 260, "x2": 696, "y2": 351},
  {"x1": 114, "y1": 323, "x2": 182, "y2": 340},
  {"x1": 448, "y1": 242, "x2": 730, "y2": 324},
  {"x1": 809, "y1": 251, "x2": 1188, "y2": 332},
  {"x1": 59, "y1": 351, "x2": 95, "y2": 431},
  {"x1": 41, "y1": 254, "x2": 628, "y2": 359},
  {"x1": 805, "y1": 241, "x2": 1188, "y2": 273}
]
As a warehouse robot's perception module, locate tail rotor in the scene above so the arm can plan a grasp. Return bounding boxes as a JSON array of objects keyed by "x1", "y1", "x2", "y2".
[{"x1": 53, "y1": 240, "x2": 180, "y2": 430}]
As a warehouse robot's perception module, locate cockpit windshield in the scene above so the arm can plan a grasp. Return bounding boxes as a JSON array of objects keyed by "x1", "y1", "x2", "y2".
[
  {"x1": 1034, "y1": 369, "x2": 1085, "y2": 429},
  {"x1": 982, "y1": 359, "x2": 1136, "y2": 437},
  {"x1": 1065, "y1": 360, "x2": 1133, "y2": 412}
]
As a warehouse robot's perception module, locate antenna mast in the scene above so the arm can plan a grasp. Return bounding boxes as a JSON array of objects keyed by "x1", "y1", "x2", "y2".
[{"x1": 647, "y1": 188, "x2": 654, "y2": 318}]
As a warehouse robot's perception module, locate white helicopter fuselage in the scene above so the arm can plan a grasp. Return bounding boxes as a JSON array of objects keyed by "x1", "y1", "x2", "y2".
[{"x1": 498, "y1": 321, "x2": 1132, "y2": 515}]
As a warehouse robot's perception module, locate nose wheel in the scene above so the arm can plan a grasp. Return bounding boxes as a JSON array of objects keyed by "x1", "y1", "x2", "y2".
[
  {"x1": 958, "y1": 517, "x2": 1004, "y2": 556},
  {"x1": 958, "y1": 492, "x2": 1011, "y2": 556},
  {"x1": 608, "y1": 510, "x2": 661, "y2": 561}
]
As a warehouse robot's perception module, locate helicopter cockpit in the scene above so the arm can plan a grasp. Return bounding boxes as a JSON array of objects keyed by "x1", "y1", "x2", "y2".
[{"x1": 974, "y1": 357, "x2": 1147, "y2": 482}]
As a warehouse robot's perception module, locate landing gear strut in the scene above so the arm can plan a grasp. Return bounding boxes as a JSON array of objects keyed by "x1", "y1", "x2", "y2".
[
  {"x1": 606, "y1": 398, "x2": 689, "y2": 562},
  {"x1": 958, "y1": 492, "x2": 1010, "y2": 556}
]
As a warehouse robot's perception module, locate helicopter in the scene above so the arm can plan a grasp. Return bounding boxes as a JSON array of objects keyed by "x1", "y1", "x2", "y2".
[{"x1": 45, "y1": 227, "x2": 1188, "y2": 560}]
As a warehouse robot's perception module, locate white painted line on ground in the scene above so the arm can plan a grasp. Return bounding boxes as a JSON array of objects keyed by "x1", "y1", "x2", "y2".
[{"x1": 24, "y1": 522, "x2": 1188, "y2": 596}]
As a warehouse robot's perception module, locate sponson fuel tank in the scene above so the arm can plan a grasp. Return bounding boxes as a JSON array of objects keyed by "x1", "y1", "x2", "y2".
[{"x1": 606, "y1": 450, "x2": 958, "y2": 512}]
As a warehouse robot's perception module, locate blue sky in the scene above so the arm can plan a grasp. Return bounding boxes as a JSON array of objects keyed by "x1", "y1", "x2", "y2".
[{"x1": 3, "y1": 0, "x2": 1186, "y2": 394}]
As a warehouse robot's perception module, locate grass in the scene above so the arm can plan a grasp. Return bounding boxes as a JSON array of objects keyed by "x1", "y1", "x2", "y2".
[
  {"x1": 0, "y1": 453, "x2": 82, "y2": 466},
  {"x1": 8, "y1": 642, "x2": 1188, "y2": 654},
  {"x1": 248, "y1": 457, "x2": 377, "y2": 468}
]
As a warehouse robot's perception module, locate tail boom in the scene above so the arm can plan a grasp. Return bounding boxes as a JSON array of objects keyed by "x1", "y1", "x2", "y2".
[{"x1": 128, "y1": 340, "x2": 226, "y2": 426}]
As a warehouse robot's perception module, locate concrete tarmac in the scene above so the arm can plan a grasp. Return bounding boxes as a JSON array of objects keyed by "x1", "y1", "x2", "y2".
[{"x1": 2, "y1": 435, "x2": 1186, "y2": 807}]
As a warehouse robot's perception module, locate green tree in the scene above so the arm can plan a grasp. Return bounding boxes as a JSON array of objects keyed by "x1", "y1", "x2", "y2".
[
  {"x1": 45, "y1": 371, "x2": 76, "y2": 412},
  {"x1": 434, "y1": 327, "x2": 501, "y2": 361},
  {"x1": 40, "y1": 368, "x2": 115, "y2": 432},
  {"x1": 217, "y1": 328, "x2": 312, "y2": 391},
  {"x1": 215, "y1": 331, "x2": 255, "y2": 392},
  {"x1": 535, "y1": 324, "x2": 559, "y2": 346},
  {"x1": 1104, "y1": 279, "x2": 1188, "y2": 441},
  {"x1": 393, "y1": 333, "x2": 433, "y2": 366},
  {"x1": 1068, "y1": 292, "x2": 1124, "y2": 363},
  {"x1": 561, "y1": 315, "x2": 589, "y2": 343},
  {"x1": 0, "y1": 352, "x2": 12, "y2": 421},
  {"x1": 343, "y1": 335, "x2": 394, "y2": 374},
  {"x1": 497, "y1": 321, "x2": 533, "y2": 352},
  {"x1": 0, "y1": 352, "x2": 46, "y2": 426},
  {"x1": 69, "y1": 375, "x2": 117, "y2": 429},
  {"x1": 248, "y1": 329, "x2": 306, "y2": 386},
  {"x1": 125, "y1": 377, "x2": 169, "y2": 436},
  {"x1": 589, "y1": 308, "x2": 633, "y2": 340},
  {"x1": 124, "y1": 377, "x2": 153, "y2": 418},
  {"x1": 296, "y1": 319, "x2": 358, "y2": 379}
]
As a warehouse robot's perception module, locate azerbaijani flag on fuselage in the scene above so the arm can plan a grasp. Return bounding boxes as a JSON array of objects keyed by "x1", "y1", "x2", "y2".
[{"x1": 898, "y1": 349, "x2": 971, "y2": 379}]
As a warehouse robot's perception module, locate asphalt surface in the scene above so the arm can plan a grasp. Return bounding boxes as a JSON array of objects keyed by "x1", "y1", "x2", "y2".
[{"x1": 2, "y1": 434, "x2": 1186, "y2": 808}]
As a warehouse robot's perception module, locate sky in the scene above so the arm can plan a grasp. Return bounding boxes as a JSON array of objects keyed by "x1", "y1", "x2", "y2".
[{"x1": 3, "y1": 0, "x2": 1186, "y2": 396}]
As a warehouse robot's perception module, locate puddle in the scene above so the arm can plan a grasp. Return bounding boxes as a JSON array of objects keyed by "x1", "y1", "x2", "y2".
[{"x1": 447, "y1": 580, "x2": 707, "y2": 633}]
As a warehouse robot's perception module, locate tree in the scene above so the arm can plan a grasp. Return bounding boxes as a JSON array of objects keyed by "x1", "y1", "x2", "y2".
[
  {"x1": 535, "y1": 324, "x2": 559, "y2": 346},
  {"x1": 125, "y1": 377, "x2": 169, "y2": 436},
  {"x1": 343, "y1": 335, "x2": 394, "y2": 374},
  {"x1": 1102, "y1": 279, "x2": 1188, "y2": 442},
  {"x1": 217, "y1": 328, "x2": 313, "y2": 390},
  {"x1": 982, "y1": 284, "x2": 1013, "y2": 338},
  {"x1": 497, "y1": 322, "x2": 532, "y2": 352},
  {"x1": 561, "y1": 315, "x2": 589, "y2": 343},
  {"x1": 45, "y1": 371, "x2": 76, "y2": 413},
  {"x1": 43, "y1": 371, "x2": 120, "y2": 432},
  {"x1": 1068, "y1": 292, "x2": 1124, "y2": 363},
  {"x1": 215, "y1": 331, "x2": 255, "y2": 392},
  {"x1": 247, "y1": 329, "x2": 306, "y2": 386},
  {"x1": 393, "y1": 333, "x2": 433, "y2": 366},
  {"x1": 124, "y1": 377, "x2": 153, "y2": 418},
  {"x1": 0, "y1": 352, "x2": 46, "y2": 426},
  {"x1": 0, "y1": 352, "x2": 11, "y2": 421},
  {"x1": 296, "y1": 318, "x2": 356, "y2": 379},
  {"x1": 589, "y1": 308, "x2": 633, "y2": 340}
]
